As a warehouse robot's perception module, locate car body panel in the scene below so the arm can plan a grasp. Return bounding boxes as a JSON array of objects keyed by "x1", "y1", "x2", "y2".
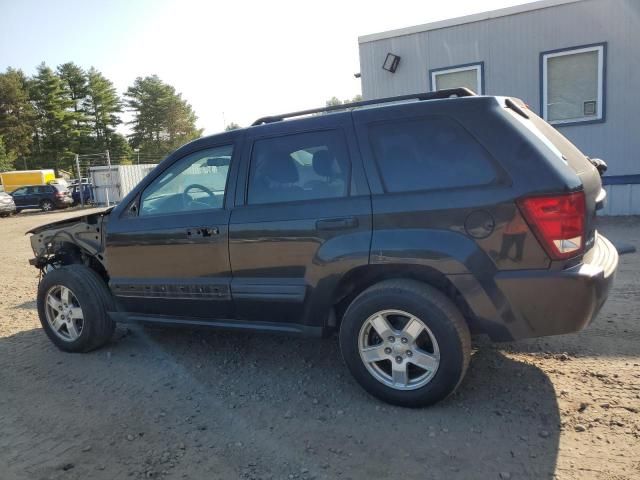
[{"x1": 26, "y1": 94, "x2": 618, "y2": 342}]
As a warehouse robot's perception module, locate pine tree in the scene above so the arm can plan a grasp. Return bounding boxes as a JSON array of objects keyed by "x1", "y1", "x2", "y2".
[
  {"x1": 29, "y1": 63, "x2": 80, "y2": 169},
  {"x1": 0, "y1": 136, "x2": 16, "y2": 172},
  {"x1": 84, "y1": 67, "x2": 122, "y2": 152},
  {"x1": 0, "y1": 68, "x2": 36, "y2": 165},
  {"x1": 57, "y1": 62, "x2": 88, "y2": 125},
  {"x1": 125, "y1": 75, "x2": 202, "y2": 156}
]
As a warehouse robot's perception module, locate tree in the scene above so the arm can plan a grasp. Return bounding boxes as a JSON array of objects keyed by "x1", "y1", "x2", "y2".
[
  {"x1": 325, "y1": 94, "x2": 363, "y2": 107},
  {"x1": 125, "y1": 75, "x2": 202, "y2": 156},
  {"x1": 0, "y1": 68, "x2": 36, "y2": 165},
  {"x1": 0, "y1": 137, "x2": 16, "y2": 172},
  {"x1": 29, "y1": 63, "x2": 81, "y2": 170},
  {"x1": 84, "y1": 67, "x2": 122, "y2": 152},
  {"x1": 57, "y1": 62, "x2": 88, "y2": 128},
  {"x1": 225, "y1": 122, "x2": 240, "y2": 131}
]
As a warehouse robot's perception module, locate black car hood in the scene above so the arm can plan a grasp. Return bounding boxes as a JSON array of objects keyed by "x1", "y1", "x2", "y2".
[{"x1": 26, "y1": 207, "x2": 113, "y2": 235}]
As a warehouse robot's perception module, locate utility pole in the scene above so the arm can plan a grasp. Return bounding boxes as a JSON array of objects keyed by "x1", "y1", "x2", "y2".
[
  {"x1": 105, "y1": 150, "x2": 111, "y2": 207},
  {"x1": 74, "y1": 154, "x2": 84, "y2": 208}
]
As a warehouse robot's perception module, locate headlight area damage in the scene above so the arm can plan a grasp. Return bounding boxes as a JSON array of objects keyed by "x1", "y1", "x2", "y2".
[{"x1": 27, "y1": 209, "x2": 111, "y2": 276}]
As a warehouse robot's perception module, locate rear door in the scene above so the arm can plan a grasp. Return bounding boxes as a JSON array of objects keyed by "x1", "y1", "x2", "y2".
[{"x1": 229, "y1": 114, "x2": 372, "y2": 327}]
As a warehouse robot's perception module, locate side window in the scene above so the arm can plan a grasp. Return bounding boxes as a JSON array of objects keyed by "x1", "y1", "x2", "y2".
[
  {"x1": 12, "y1": 187, "x2": 27, "y2": 195},
  {"x1": 140, "y1": 145, "x2": 233, "y2": 216},
  {"x1": 368, "y1": 116, "x2": 496, "y2": 193},
  {"x1": 247, "y1": 130, "x2": 350, "y2": 205}
]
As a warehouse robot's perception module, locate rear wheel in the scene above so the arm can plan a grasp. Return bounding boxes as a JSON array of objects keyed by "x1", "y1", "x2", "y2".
[
  {"x1": 40, "y1": 199, "x2": 54, "y2": 212},
  {"x1": 37, "y1": 265, "x2": 115, "y2": 352},
  {"x1": 339, "y1": 279, "x2": 471, "y2": 407}
]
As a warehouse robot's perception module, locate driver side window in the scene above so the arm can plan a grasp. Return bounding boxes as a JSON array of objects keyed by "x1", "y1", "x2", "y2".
[{"x1": 140, "y1": 145, "x2": 233, "y2": 217}]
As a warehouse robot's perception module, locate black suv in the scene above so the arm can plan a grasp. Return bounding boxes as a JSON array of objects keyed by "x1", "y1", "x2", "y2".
[
  {"x1": 12, "y1": 184, "x2": 73, "y2": 212},
  {"x1": 27, "y1": 89, "x2": 618, "y2": 407}
]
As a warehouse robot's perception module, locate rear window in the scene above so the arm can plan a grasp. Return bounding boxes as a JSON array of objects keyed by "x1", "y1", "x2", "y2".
[
  {"x1": 522, "y1": 109, "x2": 593, "y2": 174},
  {"x1": 369, "y1": 116, "x2": 496, "y2": 193}
]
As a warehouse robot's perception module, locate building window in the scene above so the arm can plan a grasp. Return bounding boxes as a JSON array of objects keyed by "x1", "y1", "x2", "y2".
[
  {"x1": 541, "y1": 44, "x2": 605, "y2": 125},
  {"x1": 430, "y1": 63, "x2": 484, "y2": 94}
]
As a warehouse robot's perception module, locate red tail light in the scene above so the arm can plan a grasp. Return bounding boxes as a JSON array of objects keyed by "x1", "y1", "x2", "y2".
[
  {"x1": 517, "y1": 191, "x2": 586, "y2": 260},
  {"x1": 55, "y1": 192, "x2": 65, "y2": 198}
]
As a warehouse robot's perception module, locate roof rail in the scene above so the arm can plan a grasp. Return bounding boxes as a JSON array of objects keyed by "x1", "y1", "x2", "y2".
[{"x1": 251, "y1": 87, "x2": 476, "y2": 126}]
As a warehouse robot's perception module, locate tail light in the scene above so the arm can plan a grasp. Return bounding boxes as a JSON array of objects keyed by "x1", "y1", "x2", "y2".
[
  {"x1": 517, "y1": 191, "x2": 586, "y2": 260},
  {"x1": 55, "y1": 191, "x2": 65, "y2": 198}
]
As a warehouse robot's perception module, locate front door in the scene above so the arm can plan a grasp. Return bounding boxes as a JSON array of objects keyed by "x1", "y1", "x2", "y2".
[
  {"x1": 12, "y1": 186, "x2": 37, "y2": 209},
  {"x1": 105, "y1": 144, "x2": 236, "y2": 320},
  {"x1": 229, "y1": 114, "x2": 372, "y2": 327}
]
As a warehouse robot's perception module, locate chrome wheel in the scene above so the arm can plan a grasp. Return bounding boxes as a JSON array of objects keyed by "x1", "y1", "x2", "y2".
[
  {"x1": 41, "y1": 200, "x2": 53, "y2": 212},
  {"x1": 358, "y1": 309, "x2": 440, "y2": 391},
  {"x1": 44, "y1": 285, "x2": 84, "y2": 342}
]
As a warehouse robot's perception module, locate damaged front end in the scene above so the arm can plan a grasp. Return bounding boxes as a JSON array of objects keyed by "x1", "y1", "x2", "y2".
[{"x1": 28, "y1": 208, "x2": 112, "y2": 275}]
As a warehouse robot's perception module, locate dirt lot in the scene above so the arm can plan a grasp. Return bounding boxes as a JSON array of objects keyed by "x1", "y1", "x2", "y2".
[{"x1": 0, "y1": 209, "x2": 638, "y2": 480}]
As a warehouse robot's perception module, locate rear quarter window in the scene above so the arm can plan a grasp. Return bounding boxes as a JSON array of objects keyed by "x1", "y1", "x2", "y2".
[{"x1": 368, "y1": 116, "x2": 496, "y2": 193}]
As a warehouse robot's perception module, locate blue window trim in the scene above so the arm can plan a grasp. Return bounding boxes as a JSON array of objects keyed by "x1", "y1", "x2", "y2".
[
  {"x1": 429, "y1": 61, "x2": 485, "y2": 95},
  {"x1": 539, "y1": 42, "x2": 607, "y2": 128}
]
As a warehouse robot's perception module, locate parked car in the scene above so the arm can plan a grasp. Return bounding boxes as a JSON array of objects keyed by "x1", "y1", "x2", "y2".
[
  {"x1": 26, "y1": 89, "x2": 618, "y2": 407},
  {"x1": 0, "y1": 191, "x2": 16, "y2": 217},
  {"x1": 11, "y1": 184, "x2": 73, "y2": 212},
  {"x1": 70, "y1": 183, "x2": 94, "y2": 205}
]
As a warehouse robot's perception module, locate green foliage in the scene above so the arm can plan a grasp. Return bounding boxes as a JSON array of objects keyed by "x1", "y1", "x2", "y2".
[
  {"x1": 0, "y1": 68, "x2": 36, "y2": 163},
  {"x1": 29, "y1": 62, "x2": 82, "y2": 170},
  {"x1": 109, "y1": 133, "x2": 133, "y2": 163},
  {"x1": 0, "y1": 137, "x2": 16, "y2": 172},
  {"x1": 84, "y1": 67, "x2": 122, "y2": 152},
  {"x1": 125, "y1": 75, "x2": 202, "y2": 157},
  {"x1": 225, "y1": 122, "x2": 241, "y2": 131},
  {"x1": 1, "y1": 64, "x2": 203, "y2": 171},
  {"x1": 325, "y1": 94, "x2": 363, "y2": 107}
]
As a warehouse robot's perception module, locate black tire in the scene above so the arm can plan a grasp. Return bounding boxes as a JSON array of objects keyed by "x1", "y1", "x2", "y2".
[
  {"x1": 37, "y1": 265, "x2": 115, "y2": 353},
  {"x1": 40, "y1": 199, "x2": 54, "y2": 212},
  {"x1": 339, "y1": 279, "x2": 471, "y2": 407}
]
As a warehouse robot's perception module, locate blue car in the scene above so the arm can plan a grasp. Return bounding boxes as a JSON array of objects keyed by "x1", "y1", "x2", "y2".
[{"x1": 71, "y1": 183, "x2": 94, "y2": 205}]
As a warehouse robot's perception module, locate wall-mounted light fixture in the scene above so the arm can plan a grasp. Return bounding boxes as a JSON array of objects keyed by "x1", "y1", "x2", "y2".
[{"x1": 382, "y1": 53, "x2": 401, "y2": 73}]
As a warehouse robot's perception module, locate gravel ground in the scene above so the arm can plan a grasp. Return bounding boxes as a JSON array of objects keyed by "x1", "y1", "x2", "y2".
[{"x1": 0, "y1": 209, "x2": 638, "y2": 480}]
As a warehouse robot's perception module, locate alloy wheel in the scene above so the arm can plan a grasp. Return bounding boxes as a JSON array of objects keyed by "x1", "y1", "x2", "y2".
[
  {"x1": 358, "y1": 309, "x2": 440, "y2": 390},
  {"x1": 44, "y1": 285, "x2": 84, "y2": 342}
]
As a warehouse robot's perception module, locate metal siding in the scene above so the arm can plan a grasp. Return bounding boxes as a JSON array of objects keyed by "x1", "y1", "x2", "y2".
[{"x1": 359, "y1": 0, "x2": 640, "y2": 214}]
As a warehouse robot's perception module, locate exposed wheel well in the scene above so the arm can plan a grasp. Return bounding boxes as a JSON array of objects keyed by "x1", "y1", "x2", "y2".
[
  {"x1": 332, "y1": 264, "x2": 477, "y2": 332},
  {"x1": 47, "y1": 241, "x2": 108, "y2": 283}
]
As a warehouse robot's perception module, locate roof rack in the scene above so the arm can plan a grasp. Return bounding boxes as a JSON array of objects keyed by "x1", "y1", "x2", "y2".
[{"x1": 251, "y1": 87, "x2": 477, "y2": 126}]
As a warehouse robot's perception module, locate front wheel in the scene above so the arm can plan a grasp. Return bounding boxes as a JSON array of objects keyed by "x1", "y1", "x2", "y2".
[
  {"x1": 339, "y1": 279, "x2": 471, "y2": 407},
  {"x1": 37, "y1": 265, "x2": 115, "y2": 352}
]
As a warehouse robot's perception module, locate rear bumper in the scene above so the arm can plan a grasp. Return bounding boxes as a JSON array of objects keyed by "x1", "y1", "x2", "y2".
[
  {"x1": 493, "y1": 232, "x2": 618, "y2": 340},
  {"x1": 55, "y1": 198, "x2": 73, "y2": 208},
  {"x1": 451, "y1": 232, "x2": 618, "y2": 341}
]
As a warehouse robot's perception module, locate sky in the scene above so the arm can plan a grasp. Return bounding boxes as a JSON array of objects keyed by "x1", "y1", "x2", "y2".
[{"x1": 1, "y1": 0, "x2": 538, "y2": 135}]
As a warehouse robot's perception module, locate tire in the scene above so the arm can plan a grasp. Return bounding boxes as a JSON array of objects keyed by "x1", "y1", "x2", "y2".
[
  {"x1": 339, "y1": 279, "x2": 471, "y2": 407},
  {"x1": 37, "y1": 265, "x2": 115, "y2": 353},
  {"x1": 40, "y1": 199, "x2": 54, "y2": 212}
]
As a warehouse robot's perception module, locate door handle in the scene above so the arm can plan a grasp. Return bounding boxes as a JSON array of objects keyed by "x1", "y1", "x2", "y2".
[
  {"x1": 187, "y1": 226, "x2": 220, "y2": 238},
  {"x1": 316, "y1": 217, "x2": 358, "y2": 231}
]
